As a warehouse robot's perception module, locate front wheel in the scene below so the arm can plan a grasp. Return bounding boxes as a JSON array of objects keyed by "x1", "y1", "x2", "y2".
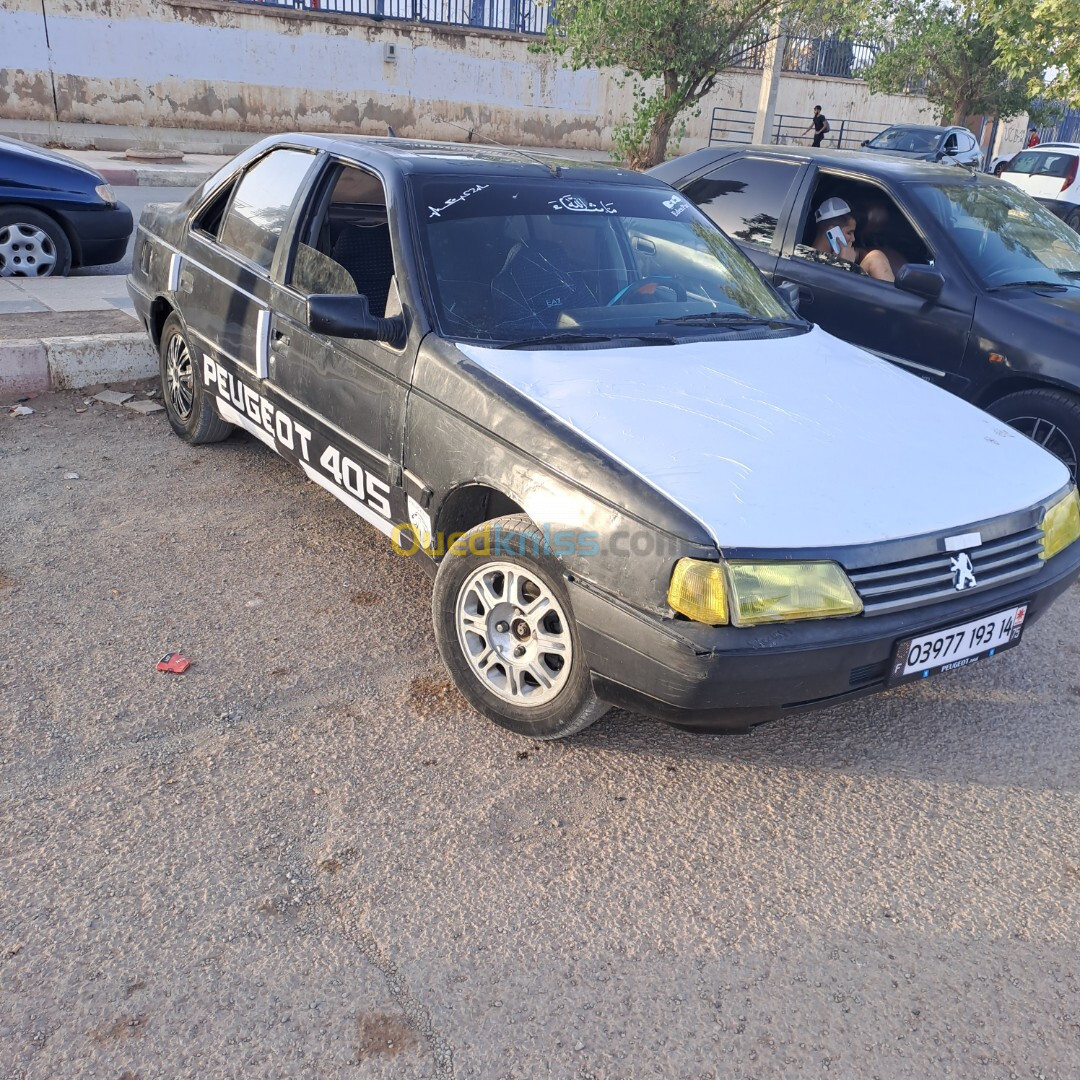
[
  {"x1": 159, "y1": 312, "x2": 233, "y2": 444},
  {"x1": 432, "y1": 516, "x2": 608, "y2": 739},
  {"x1": 987, "y1": 388, "x2": 1080, "y2": 481},
  {"x1": 0, "y1": 206, "x2": 72, "y2": 277}
]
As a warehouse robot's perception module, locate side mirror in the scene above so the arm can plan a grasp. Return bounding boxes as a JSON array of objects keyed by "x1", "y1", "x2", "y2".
[
  {"x1": 895, "y1": 264, "x2": 944, "y2": 302},
  {"x1": 308, "y1": 293, "x2": 406, "y2": 348},
  {"x1": 777, "y1": 280, "x2": 800, "y2": 311},
  {"x1": 860, "y1": 139, "x2": 869, "y2": 147}
]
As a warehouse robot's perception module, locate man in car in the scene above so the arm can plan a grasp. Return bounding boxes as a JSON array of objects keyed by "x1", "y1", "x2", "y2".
[{"x1": 802, "y1": 197, "x2": 895, "y2": 281}]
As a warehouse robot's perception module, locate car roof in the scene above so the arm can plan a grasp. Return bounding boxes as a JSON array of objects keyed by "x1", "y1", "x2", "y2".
[
  {"x1": 1019, "y1": 142, "x2": 1080, "y2": 151},
  {"x1": 653, "y1": 143, "x2": 980, "y2": 183},
  {"x1": 258, "y1": 131, "x2": 657, "y2": 187},
  {"x1": 879, "y1": 124, "x2": 963, "y2": 133}
]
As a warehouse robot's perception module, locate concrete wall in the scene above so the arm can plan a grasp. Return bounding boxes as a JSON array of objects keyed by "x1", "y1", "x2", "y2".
[{"x1": 1, "y1": 0, "x2": 934, "y2": 153}]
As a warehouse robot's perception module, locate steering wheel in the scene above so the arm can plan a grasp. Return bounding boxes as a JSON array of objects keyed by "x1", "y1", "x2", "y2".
[{"x1": 607, "y1": 275, "x2": 688, "y2": 305}]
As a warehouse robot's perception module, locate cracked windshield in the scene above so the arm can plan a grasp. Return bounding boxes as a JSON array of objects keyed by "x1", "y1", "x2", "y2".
[{"x1": 415, "y1": 177, "x2": 800, "y2": 346}]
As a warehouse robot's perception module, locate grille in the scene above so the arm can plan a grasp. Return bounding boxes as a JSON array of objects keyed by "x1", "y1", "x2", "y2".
[{"x1": 847, "y1": 526, "x2": 1044, "y2": 617}]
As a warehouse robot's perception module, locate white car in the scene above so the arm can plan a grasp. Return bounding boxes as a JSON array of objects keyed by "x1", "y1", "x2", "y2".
[{"x1": 999, "y1": 142, "x2": 1080, "y2": 231}]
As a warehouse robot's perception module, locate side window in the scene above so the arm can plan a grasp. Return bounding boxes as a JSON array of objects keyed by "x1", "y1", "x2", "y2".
[
  {"x1": 682, "y1": 157, "x2": 800, "y2": 248},
  {"x1": 944, "y1": 133, "x2": 958, "y2": 152},
  {"x1": 959, "y1": 132, "x2": 977, "y2": 153},
  {"x1": 217, "y1": 149, "x2": 315, "y2": 271},
  {"x1": 288, "y1": 163, "x2": 398, "y2": 317}
]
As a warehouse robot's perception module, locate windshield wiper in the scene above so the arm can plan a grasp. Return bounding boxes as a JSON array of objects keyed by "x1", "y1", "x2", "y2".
[
  {"x1": 497, "y1": 331, "x2": 677, "y2": 350},
  {"x1": 657, "y1": 312, "x2": 805, "y2": 329},
  {"x1": 987, "y1": 279, "x2": 1073, "y2": 292}
]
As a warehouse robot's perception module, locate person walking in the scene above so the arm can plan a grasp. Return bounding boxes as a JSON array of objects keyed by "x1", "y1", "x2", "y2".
[{"x1": 802, "y1": 105, "x2": 830, "y2": 147}]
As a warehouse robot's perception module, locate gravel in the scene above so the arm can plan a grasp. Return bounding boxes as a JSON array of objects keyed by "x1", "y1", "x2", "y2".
[{"x1": 2, "y1": 390, "x2": 1079, "y2": 1078}]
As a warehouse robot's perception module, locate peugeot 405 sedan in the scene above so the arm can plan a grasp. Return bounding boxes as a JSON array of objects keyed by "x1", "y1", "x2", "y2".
[{"x1": 127, "y1": 134, "x2": 1080, "y2": 739}]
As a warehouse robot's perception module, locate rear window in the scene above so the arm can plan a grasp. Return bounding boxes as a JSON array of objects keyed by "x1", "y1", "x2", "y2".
[{"x1": 1006, "y1": 150, "x2": 1079, "y2": 178}]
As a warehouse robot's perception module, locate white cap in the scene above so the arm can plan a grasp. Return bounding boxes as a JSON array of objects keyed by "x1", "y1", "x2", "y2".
[{"x1": 815, "y1": 197, "x2": 852, "y2": 222}]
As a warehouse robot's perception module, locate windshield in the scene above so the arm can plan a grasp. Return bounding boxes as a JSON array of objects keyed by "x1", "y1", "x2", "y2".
[
  {"x1": 412, "y1": 177, "x2": 797, "y2": 345},
  {"x1": 867, "y1": 127, "x2": 941, "y2": 153},
  {"x1": 909, "y1": 180, "x2": 1080, "y2": 288}
]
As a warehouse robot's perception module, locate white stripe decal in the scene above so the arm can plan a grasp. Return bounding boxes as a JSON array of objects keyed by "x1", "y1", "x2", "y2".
[
  {"x1": 298, "y1": 460, "x2": 395, "y2": 538},
  {"x1": 168, "y1": 252, "x2": 180, "y2": 293},
  {"x1": 215, "y1": 398, "x2": 275, "y2": 450}
]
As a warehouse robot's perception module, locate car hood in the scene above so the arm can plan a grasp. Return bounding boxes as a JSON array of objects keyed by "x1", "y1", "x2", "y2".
[
  {"x1": 991, "y1": 285, "x2": 1080, "y2": 322},
  {"x1": 0, "y1": 135, "x2": 104, "y2": 189},
  {"x1": 459, "y1": 327, "x2": 1069, "y2": 549}
]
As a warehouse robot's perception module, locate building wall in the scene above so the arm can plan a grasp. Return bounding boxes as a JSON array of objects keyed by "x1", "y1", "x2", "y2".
[{"x1": 1, "y1": 0, "x2": 934, "y2": 153}]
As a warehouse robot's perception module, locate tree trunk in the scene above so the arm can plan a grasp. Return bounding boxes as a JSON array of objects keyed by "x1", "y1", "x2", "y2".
[{"x1": 632, "y1": 109, "x2": 677, "y2": 170}]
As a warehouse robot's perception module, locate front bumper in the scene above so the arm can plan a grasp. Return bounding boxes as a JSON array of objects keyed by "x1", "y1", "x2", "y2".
[
  {"x1": 59, "y1": 202, "x2": 134, "y2": 267},
  {"x1": 574, "y1": 541, "x2": 1080, "y2": 731}
]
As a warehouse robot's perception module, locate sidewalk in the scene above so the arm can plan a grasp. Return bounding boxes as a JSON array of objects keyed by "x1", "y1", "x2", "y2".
[{"x1": 0, "y1": 276, "x2": 155, "y2": 397}]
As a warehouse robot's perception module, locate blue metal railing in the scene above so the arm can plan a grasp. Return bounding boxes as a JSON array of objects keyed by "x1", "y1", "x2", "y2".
[{"x1": 232, "y1": 0, "x2": 550, "y2": 34}]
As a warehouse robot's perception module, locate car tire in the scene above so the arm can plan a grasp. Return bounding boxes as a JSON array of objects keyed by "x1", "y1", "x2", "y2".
[
  {"x1": 0, "y1": 206, "x2": 72, "y2": 277},
  {"x1": 159, "y1": 312, "x2": 233, "y2": 444},
  {"x1": 987, "y1": 388, "x2": 1080, "y2": 480},
  {"x1": 432, "y1": 515, "x2": 609, "y2": 740},
  {"x1": 1066, "y1": 208, "x2": 1080, "y2": 234}
]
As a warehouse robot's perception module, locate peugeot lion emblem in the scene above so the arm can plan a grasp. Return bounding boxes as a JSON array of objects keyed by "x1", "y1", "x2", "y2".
[{"x1": 951, "y1": 552, "x2": 977, "y2": 591}]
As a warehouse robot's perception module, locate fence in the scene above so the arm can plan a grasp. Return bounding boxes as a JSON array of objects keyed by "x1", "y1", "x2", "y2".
[
  {"x1": 231, "y1": 0, "x2": 550, "y2": 34},
  {"x1": 708, "y1": 106, "x2": 888, "y2": 149},
  {"x1": 729, "y1": 34, "x2": 881, "y2": 80}
]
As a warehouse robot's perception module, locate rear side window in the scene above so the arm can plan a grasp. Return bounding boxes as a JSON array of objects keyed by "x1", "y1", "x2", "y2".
[
  {"x1": 1007, "y1": 150, "x2": 1079, "y2": 178},
  {"x1": 218, "y1": 149, "x2": 315, "y2": 270},
  {"x1": 682, "y1": 157, "x2": 800, "y2": 248}
]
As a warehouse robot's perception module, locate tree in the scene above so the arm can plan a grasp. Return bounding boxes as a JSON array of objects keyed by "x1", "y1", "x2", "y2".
[
  {"x1": 537, "y1": 0, "x2": 851, "y2": 169},
  {"x1": 859, "y1": 0, "x2": 1032, "y2": 124},
  {"x1": 980, "y1": 0, "x2": 1080, "y2": 107}
]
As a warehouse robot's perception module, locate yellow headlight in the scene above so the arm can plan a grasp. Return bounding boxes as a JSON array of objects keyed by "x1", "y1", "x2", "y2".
[
  {"x1": 1039, "y1": 487, "x2": 1080, "y2": 561},
  {"x1": 726, "y1": 560, "x2": 863, "y2": 626},
  {"x1": 667, "y1": 559, "x2": 728, "y2": 625}
]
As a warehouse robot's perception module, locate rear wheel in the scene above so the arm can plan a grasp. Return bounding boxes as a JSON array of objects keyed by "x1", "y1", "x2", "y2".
[
  {"x1": 0, "y1": 206, "x2": 71, "y2": 277},
  {"x1": 159, "y1": 312, "x2": 233, "y2": 444},
  {"x1": 1066, "y1": 208, "x2": 1080, "y2": 234},
  {"x1": 987, "y1": 388, "x2": 1080, "y2": 481},
  {"x1": 432, "y1": 516, "x2": 608, "y2": 740}
]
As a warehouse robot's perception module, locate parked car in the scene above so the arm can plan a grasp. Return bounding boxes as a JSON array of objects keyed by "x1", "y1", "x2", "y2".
[
  {"x1": 650, "y1": 144, "x2": 1080, "y2": 479},
  {"x1": 859, "y1": 124, "x2": 982, "y2": 170},
  {"x1": 0, "y1": 135, "x2": 133, "y2": 277},
  {"x1": 128, "y1": 134, "x2": 1080, "y2": 739},
  {"x1": 999, "y1": 142, "x2": 1080, "y2": 230}
]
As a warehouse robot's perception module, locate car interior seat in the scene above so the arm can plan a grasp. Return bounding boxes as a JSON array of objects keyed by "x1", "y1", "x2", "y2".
[{"x1": 323, "y1": 217, "x2": 395, "y2": 317}]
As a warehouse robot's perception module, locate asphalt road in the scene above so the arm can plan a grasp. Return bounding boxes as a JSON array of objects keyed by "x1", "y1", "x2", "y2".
[
  {"x1": 2, "y1": 391, "x2": 1079, "y2": 1078},
  {"x1": 72, "y1": 186, "x2": 191, "y2": 277}
]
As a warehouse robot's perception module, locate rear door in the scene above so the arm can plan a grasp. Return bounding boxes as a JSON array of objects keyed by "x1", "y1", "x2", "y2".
[{"x1": 679, "y1": 154, "x2": 805, "y2": 278}]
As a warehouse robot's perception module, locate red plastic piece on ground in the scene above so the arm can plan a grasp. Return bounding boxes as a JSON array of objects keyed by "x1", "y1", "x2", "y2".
[{"x1": 156, "y1": 652, "x2": 191, "y2": 673}]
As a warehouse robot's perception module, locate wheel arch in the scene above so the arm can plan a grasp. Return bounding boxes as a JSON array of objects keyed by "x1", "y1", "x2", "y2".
[
  {"x1": 149, "y1": 296, "x2": 177, "y2": 349},
  {"x1": 433, "y1": 483, "x2": 528, "y2": 555},
  {"x1": 977, "y1": 376, "x2": 1080, "y2": 410}
]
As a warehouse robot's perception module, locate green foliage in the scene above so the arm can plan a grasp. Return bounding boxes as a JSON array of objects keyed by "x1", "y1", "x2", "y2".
[
  {"x1": 536, "y1": 0, "x2": 853, "y2": 168},
  {"x1": 980, "y1": 0, "x2": 1080, "y2": 107},
  {"x1": 859, "y1": 0, "x2": 1032, "y2": 124}
]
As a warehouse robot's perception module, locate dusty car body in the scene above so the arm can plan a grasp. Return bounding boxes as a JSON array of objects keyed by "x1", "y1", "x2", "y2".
[{"x1": 128, "y1": 134, "x2": 1080, "y2": 739}]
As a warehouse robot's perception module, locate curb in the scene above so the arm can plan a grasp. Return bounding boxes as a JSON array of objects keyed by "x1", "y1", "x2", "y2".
[
  {"x1": 1, "y1": 333, "x2": 157, "y2": 395},
  {"x1": 97, "y1": 166, "x2": 216, "y2": 188}
]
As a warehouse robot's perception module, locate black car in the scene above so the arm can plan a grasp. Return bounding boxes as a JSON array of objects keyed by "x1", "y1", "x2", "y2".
[
  {"x1": 0, "y1": 135, "x2": 133, "y2": 277},
  {"x1": 126, "y1": 134, "x2": 1080, "y2": 739},
  {"x1": 860, "y1": 124, "x2": 982, "y2": 170},
  {"x1": 650, "y1": 145, "x2": 1080, "y2": 478}
]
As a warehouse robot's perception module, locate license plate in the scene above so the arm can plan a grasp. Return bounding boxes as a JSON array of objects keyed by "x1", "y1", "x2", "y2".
[{"x1": 889, "y1": 603, "x2": 1028, "y2": 686}]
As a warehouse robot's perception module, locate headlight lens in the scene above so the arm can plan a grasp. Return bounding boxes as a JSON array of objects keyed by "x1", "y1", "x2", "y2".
[
  {"x1": 726, "y1": 560, "x2": 863, "y2": 626},
  {"x1": 667, "y1": 559, "x2": 728, "y2": 625},
  {"x1": 94, "y1": 183, "x2": 116, "y2": 204},
  {"x1": 1039, "y1": 487, "x2": 1080, "y2": 561},
  {"x1": 667, "y1": 558, "x2": 863, "y2": 626}
]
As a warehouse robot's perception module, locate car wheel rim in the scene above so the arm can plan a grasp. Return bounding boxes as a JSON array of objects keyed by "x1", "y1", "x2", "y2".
[
  {"x1": 455, "y1": 560, "x2": 572, "y2": 707},
  {"x1": 165, "y1": 332, "x2": 194, "y2": 421},
  {"x1": 1008, "y1": 415, "x2": 1077, "y2": 479},
  {"x1": 0, "y1": 223, "x2": 58, "y2": 277}
]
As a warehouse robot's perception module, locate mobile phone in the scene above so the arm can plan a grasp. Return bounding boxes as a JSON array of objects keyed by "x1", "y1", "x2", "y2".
[{"x1": 826, "y1": 226, "x2": 847, "y2": 254}]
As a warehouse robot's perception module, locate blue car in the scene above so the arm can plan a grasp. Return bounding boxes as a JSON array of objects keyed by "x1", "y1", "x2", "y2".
[{"x1": 0, "y1": 136, "x2": 133, "y2": 277}]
